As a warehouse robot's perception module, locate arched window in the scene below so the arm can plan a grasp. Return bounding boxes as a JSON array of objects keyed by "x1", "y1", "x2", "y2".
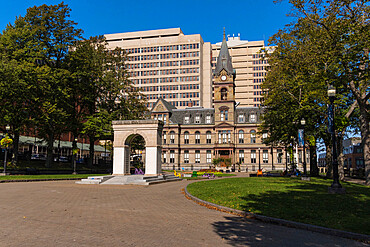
[
  {"x1": 184, "y1": 131, "x2": 189, "y2": 144},
  {"x1": 195, "y1": 131, "x2": 201, "y2": 144},
  {"x1": 170, "y1": 131, "x2": 175, "y2": 144},
  {"x1": 250, "y1": 130, "x2": 256, "y2": 143},
  {"x1": 206, "y1": 131, "x2": 212, "y2": 144},
  {"x1": 221, "y1": 88, "x2": 227, "y2": 100},
  {"x1": 238, "y1": 130, "x2": 244, "y2": 144}
]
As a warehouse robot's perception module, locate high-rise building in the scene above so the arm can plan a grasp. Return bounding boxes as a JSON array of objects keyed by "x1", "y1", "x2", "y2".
[
  {"x1": 105, "y1": 28, "x2": 212, "y2": 109},
  {"x1": 212, "y1": 34, "x2": 270, "y2": 107}
]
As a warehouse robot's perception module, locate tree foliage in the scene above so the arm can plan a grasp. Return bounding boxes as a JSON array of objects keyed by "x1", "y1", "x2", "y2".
[
  {"x1": 261, "y1": 0, "x2": 370, "y2": 183},
  {"x1": 0, "y1": 3, "x2": 147, "y2": 168}
]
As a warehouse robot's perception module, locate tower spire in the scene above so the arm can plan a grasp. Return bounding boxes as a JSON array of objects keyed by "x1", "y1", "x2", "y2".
[{"x1": 214, "y1": 31, "x2": 234, "y2": 76}]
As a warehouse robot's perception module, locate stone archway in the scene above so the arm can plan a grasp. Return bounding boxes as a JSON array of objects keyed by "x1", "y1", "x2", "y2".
[{"x1": 112, "y1": 120, "x2": 163, "y2": 176}]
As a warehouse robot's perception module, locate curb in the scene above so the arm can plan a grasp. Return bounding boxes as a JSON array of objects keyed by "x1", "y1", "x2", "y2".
[
  {"x1": 184, "y1": 184, "x2": 370, "y2": 244},
  {"x1": 0, "y1": 178, "x2": 84, "y2": 183}
]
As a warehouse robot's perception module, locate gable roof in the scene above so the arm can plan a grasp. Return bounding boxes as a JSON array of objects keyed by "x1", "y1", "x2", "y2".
[{"x1": 151, "y1": 97, "x2": 177, "y2": 113}]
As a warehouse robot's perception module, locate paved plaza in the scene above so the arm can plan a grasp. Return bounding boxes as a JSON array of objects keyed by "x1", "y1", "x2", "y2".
[{"x1": 0, "y1": 179, "x2": 367, "y2": 247}]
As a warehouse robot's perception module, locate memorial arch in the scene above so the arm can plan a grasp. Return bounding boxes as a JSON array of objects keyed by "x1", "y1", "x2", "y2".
[{"x1": 112, "y1": 120, "x2": 163, "y2": 176}]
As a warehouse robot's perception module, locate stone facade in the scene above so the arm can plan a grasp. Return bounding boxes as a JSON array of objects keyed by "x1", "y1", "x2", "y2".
[{"x1": 151, "y1": 36, "x2": 309, "y2": 172}]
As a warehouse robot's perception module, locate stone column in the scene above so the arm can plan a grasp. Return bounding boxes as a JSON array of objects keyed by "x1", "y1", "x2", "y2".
[
  {"x1": 113, "y1": 146, "x2": 130, "y2": 175},
  {"x1": 145, "y1": 146, "x2": 162, "y2": 176}
]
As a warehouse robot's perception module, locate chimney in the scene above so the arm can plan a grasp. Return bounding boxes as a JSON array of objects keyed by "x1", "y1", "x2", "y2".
[{"x1": 188, "y1": 100, "x2": 193, "y2": 107}]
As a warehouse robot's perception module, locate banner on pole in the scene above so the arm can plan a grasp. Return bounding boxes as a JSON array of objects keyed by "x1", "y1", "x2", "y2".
[{"x1": 298, "y1": 129, "x2": 304, "y2": 147}]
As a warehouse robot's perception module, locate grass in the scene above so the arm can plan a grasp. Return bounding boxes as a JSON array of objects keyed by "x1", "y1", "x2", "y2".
[
  {"x1": 0, "y1": 174, "x2": 108, "y2": 181},
  {"x1": 187, "y1": 177, "x2": 370, "y2": 235}
]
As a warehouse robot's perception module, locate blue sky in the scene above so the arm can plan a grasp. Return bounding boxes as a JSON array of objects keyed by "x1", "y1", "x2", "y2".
[{"x1": 1, "y1": 0, "x2": 294, "y2": 44}]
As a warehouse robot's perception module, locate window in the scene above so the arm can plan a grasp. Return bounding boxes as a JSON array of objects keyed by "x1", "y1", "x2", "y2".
[
  {"x1": 195, "y1": 131, "x2": 200, "y2": 144},
  {"x1": 263, "y1": 150, "x2": 268, "y2": 163},
  {"x1": 221, "y1": 110, "x2": 228, "y2": 121},
  {"x1": 206, "y1": 114, "x2": 211, "y2": 124},
  {"x1": 251, "y1": 150, "x2": 256, "y2": 163},
  {"x1": 218, "y1": 130, "x2": 230, "y2": 144},
  {"x1": 262, "y1": 132, "x2": 268, "y2": 140},
  {"x1": 170, "y1": 150, "x2": 175, "y2": 163},
  {"x1": 163, "y1": 152, "x2": 166, "y2": 163},
  {"x1": 158, "y1": 114, "x2": 162, "y2": 121},
  {"x1": 195, "y1": 150, "x2": 200, "y2": 163},
  {"x1": 184, "y1": 131, "x2": 189, "y2": 144},
  {"x1": 163, "y1": 115, "x2": 167, "y2": 124},
  {"x1": 184, "y1": 116, "x2": 190, "y2": 124},
  {"x1": 221, "y1": 88, "x2": 227, "y2": 100},
  {"x1": 206, "y1": 150, "x2": 212, "y2": 163},
  {"x1": 195, "y1": 115, "x2": 200, "y2": 124},
  {"x1": 163, "y1": 131, "x2": 167, "y2": 144},
  {"x1": 170, "y1": 131, "x2": 175, "y2": 144},
  {"x1": 184, "y1": 150, "x2": 189, "y2": 163},
  {"x1": 250, "y1": 114, "x2": 256, "y2": 122},
  {"x1": 277, "y1": 149, "x2": 283, "y2": 163},
  {"x1": 239, "y1": 150, "x2": 244, "y2": 164},
  {"x1": 238, "y1": 130, "x2": 244, "y2": 144},
  {"x1": 206, "y1": 131, "x2": 212, "y2": 144},
  {"x1": 250, "y1": 130, "x2": 256, "y2": 143},
  {"x1": 238, "y1": 114, "x2": 245, "y2": 123}
]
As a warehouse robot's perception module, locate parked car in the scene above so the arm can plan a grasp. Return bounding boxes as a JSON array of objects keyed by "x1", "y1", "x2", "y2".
[
  {"x1": 31, "y1": 154, "x2": 47, "y2": 160},
  {"x1": 54, "y1": 156, "x2": 69, "y2": 162}
]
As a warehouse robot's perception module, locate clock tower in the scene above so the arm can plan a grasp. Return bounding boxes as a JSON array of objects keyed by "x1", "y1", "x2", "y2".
[{"x1": 214, "y1": 31, "x2": 236, "y2": 125}]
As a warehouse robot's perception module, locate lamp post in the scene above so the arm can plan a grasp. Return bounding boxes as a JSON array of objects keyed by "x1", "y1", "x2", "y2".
[
  {"x1": 301, "y1": 118, "x2": 307, "y2": 176},
  {"x1": 258, "y1": 148, "x2": 261, "y2": 171},
  {"x1": 327, "y1": 85, "x2": 345, "y2": 194},
  {"x1": 3, "y1": 125, "x2": 10, "y2": 174},
  {"x1": 73, "y1": 137, "x2": 78, "y2": 175}
]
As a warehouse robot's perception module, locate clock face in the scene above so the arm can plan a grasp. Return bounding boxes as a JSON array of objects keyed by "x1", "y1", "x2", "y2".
[{"x1": 221, "y1": 75, "x2": 227, "y2": 81}]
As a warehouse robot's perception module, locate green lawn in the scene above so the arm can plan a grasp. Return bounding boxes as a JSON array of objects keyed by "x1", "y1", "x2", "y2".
[
  {"x1": 0, "y1": 174, "x2": 108, "y2": 181},
  {"x1": 187, "y1": 177, "x2": 370, "y2": 235}
]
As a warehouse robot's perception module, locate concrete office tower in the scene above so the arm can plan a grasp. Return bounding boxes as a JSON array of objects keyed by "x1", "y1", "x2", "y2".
[
  {"x1": 105, "y1": 28, "x2": 212, "y2": 109},
  {"x1": 212, "y1": 34, "x2": 270, "y2": 107}
]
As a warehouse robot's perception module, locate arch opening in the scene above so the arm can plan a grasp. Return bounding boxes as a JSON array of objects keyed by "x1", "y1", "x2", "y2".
[{"x1": 125, "y1": 134, "x2": 146, "y2": 174}]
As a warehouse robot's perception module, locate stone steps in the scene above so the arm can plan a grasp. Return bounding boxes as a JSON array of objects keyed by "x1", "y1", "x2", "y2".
[
  {"x1": 76, "y1": 174, "x2": 182, "y2": 185},
  {"x1": 76, "y1": 175, "x2": 114, "y2": 184}
]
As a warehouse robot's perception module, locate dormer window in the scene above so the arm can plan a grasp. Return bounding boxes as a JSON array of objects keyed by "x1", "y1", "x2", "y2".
[
  {"x1": 184, "y1": 116, "x2": 190, "y2": 124},
  {"x1": 250, "y1": 114, "x2": 256, "y2": 122},
  {"x1": 238, "y1": 114, "x2": 245, "y2": 123},
  {"x1": 221, "y1": 88, "x2": 227, "y2": 100},
  {"x1": 206, "y1": 114, "x2": 211, "y2": 124},
  {"x1": 195, "y1": 115, "x2": 200, "y2": 124}
]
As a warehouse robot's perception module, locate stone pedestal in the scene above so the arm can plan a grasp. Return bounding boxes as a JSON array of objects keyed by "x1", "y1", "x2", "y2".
[{"x1": 301, "y1": 176, "x2": 311, "y2": 181}]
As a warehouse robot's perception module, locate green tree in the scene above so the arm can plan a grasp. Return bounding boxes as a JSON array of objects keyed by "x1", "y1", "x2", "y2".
[{"x1": 262, "y1": 0, "x2": 368, "y2": 182}]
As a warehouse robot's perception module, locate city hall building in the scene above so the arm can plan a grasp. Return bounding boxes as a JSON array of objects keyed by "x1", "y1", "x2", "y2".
[{"x1": 151, "y1": 36, "x2": 309, "y2": 171}]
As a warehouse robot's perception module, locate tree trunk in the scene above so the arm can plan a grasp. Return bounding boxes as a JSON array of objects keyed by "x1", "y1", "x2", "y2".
[
  {"x1": 88, "y1": 135, "x2": 95, "y2": 168},
  {"x1": 337, "y1": 134, "x2": 345, "y2": 181},
  {"x1": 359, "y1": 107, "x2": 370, "y2": 185},
  {"x1": 309, "y1": 143, "x2": 318, "y2": 176},
  {"x1": 13, "y1": 130, "x2": 20, "y2": 164},
  {"x1": 46, "y1": 133, "x2": 54, "y2": 168}
]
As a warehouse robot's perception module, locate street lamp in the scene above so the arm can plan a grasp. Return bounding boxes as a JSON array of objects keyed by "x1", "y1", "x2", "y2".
[
  {"x1": 73, "y1": 137, "x2": 78, "y2": 175},
  {"x1": 3, "y1": 125, "x2": 10, "y2": 175},
  {"x1": 258, "y1": 148, "x2": 261, "y2": 171},
  {"x1": 327, "y1": 85, "x2": 345, "y2": 194},
  {"x1": 300, "y1": 118, "x2": 307, "y2": 176}
]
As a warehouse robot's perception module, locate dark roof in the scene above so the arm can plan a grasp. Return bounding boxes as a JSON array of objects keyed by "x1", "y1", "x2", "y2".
[{"x1": 214, "y1": 35, "x2": 234, "y2": 76}]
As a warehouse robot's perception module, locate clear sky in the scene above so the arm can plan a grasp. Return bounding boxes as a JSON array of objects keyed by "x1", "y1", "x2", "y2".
[{"x1": 1, "y1": 0, "x2": 294, "y2": 44}]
